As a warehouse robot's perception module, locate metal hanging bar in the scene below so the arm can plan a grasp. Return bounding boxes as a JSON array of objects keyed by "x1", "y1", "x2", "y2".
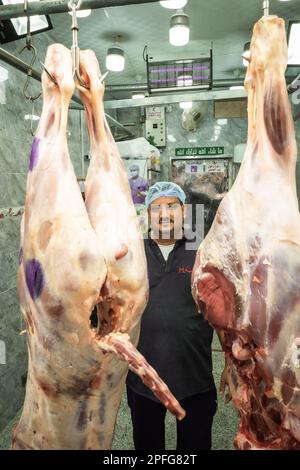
[
  {"x1": 263, "y1": 0, "x2": 269, "y2": 17},
  {"x1": 0, "y1": 0, "x2": 160, "y2": 20},
  {"x1": 0, "y1": 46, "x2": 41, "y2": 80}
]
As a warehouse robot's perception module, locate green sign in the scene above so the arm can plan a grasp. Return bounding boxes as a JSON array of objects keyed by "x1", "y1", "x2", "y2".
[{"x1": 175, "y1": 146, "x2": 225, "y2": 157}]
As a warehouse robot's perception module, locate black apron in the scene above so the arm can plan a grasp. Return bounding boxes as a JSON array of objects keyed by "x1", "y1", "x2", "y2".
[{"x1": 126, "y1": 237, "x2": 215, "y2": 401}]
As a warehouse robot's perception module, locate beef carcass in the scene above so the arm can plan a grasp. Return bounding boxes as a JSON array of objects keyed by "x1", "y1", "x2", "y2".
[
  {"x1": 12, "y1": 44, "x2": 184, "y2": 450},
  {"x1": 192, "y1": 16, "x2": 300, "y2": 450}
]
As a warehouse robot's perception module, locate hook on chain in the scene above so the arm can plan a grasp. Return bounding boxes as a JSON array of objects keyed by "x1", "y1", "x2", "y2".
[
  {"x1": 30, "y1": 0, "x2": 108, "y2": 92},
  {"x1": 19, "y1": 0, "x2": 41, "y2": 101},
  {"x1": 68, "y1": 0, "x2": 88, "y2": 88}
]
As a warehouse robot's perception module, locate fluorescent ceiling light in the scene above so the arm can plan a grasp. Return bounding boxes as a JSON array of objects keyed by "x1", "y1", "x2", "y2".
[
  {"x1": 106, "y1": 43, "x2": 125, "y2": 72},
  {"x1": 11, "y1": 15, "x2": 49, "y2": 36},
  {"x1": 179, "y1": 101, "x2": 193, "y2": 109},
  {"x1": 177, "y1": 74, "x2": 193, "y2": 87},
  {"x1": 169, "y1": 10, "x2": 190, "y2": 47},
  {"x1": 68, "y1": 9, "x2": 91, "y2": 18},
  {"x1": 0, "y1": 65, "x2": 8, "y2": 82},
  {"x1": 160, "y1": 0, "x2": 188, "y2": 9},
  {"x1": 0, "y1": 0, "x2": 52, "y2": 42},
  {"x1": 2, "y1": 0, "x2": 49, "y2": 35},
  {"x1": 132, "y1": 92, "x2": 146, "y2": 99},
  {"x1": 288, "y1": 22, "x2": 300, "y2": 66},
  {"x1": 230, "y1": 86, "x2": 244, "y2": 90}
]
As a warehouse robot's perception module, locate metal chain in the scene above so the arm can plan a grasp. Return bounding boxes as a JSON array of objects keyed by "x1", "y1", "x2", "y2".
[
  {"x1": 68, "y1": 0, "x2": 82, "y2": 11},
  {"x1": 19, "y1": 0, "x2": 41, "y2": 101},
  {"x1": 68, "y1": 0, "x2": 88, "y2": 88}
]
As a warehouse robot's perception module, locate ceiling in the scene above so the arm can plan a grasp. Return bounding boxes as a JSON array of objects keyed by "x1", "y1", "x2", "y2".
[{"x1": 39, "y1": 0, "x2": 300, "y2": 99}]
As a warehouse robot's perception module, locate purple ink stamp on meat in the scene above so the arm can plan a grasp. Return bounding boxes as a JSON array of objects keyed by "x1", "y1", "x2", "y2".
[
  {"x1": 25, "y1": 259, "x2": 44, "y2": 300},
  {"x1": 29, "y1": 138, "x2": 40, "y2": 171}
]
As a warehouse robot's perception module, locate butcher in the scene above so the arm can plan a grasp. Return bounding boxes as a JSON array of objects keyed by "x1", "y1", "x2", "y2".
[{"x1": 126, "y1": 181, "x2": 217, "y2": 450}]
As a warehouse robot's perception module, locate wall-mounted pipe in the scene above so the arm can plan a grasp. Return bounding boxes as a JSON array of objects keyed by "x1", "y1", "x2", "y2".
[{"x1": 0, "y1": 0, "x2": 160, "y2": 20}]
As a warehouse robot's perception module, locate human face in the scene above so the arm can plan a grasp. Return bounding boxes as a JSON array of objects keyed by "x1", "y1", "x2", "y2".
[
  {"x1": 130, "y1": 169, "x2": 139, "y2": 179},
  {"x1": 148, "y1": 196, "x2": 184, "y2": 241}
]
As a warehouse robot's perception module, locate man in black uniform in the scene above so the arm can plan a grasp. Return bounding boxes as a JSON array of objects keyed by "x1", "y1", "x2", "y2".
[{"x1": 126, "y1": 181, "x2": 217, "y2": 451}]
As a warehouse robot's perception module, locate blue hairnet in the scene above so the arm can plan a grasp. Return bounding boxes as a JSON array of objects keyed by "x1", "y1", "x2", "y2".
[
  {"x1": 129, "y1": 163, "x2": 140, "y2": 171},
  {"x1": 145, "y1": 181, "x2": 186, "y2": 208}
]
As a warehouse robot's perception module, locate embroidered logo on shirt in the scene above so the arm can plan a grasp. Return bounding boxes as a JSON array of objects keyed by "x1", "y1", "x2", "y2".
[{"x1": 178, "y1": 266, "x2": 193, "y2": 274}]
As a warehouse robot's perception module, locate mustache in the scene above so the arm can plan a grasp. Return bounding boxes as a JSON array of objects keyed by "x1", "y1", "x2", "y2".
[{"x1": 159, "y1": 217, "x2": 174, "y2": 224}]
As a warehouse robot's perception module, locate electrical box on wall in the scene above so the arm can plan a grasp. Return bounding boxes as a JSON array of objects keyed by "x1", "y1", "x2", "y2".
[{"x1": 145, "y1": 106, "x2": 166, "y2": 147}]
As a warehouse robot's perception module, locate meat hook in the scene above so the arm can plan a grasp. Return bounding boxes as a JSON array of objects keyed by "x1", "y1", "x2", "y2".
[
  {"x1": 68, "y1": 0, "x2": 89, "y2": 89},
  {"x1": 19, "y1": 0, "x2": 41, "y2": 101},
  {"x1": 40, "y1": 61, "x2": 58, "y2": 86},
  {"x1": 41, "y1": 0, "x2": 108, "y2": 88}
]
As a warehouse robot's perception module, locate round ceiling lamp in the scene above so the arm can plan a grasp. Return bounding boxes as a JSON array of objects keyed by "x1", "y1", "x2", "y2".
[
  {"x1": 106, "y1": 37, "x2": 125, "y2": 72},
  {"x1": 179, "y1": 101, "x2": 193, "y2": 109},
  {"x1": 160, "y1": 0, "x2": 188, "y2": 9},
  {"x1": 169, "y1": 9, "x2": 190, "y2": 46},
  {"x1": 68, "y1": 9, "x2": 91, "y2": 18}
]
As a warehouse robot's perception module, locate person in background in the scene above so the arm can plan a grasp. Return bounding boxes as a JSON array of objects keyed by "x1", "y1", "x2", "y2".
[
  {"x1": 128, "y1": 163, "x2": 148, "y2": 205},
  {"x1": 126, "y1": 181, "x2": 217, "y2": 451}
]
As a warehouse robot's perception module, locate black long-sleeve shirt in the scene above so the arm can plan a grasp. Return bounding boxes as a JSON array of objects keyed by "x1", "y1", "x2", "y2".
[{"x1": 126, "y1": 236, "x2": 215, "y2": 402}]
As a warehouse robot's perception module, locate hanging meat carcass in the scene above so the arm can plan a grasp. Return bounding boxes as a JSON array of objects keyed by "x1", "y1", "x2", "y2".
[
  {"x1": 12, "y1": 44, "x2": 184, "y2": 450},
  {"x1": 192, "y1": 16, "x2": 300, "y2": 450}
]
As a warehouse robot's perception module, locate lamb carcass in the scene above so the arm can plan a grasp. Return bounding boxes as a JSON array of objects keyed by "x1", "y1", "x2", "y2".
[
  {"x1": 12, "y1": 44, "x2": 184, "y2": 450},
  {"x1": 192, "y1": 16, "x2": 300, "y2": 450}
]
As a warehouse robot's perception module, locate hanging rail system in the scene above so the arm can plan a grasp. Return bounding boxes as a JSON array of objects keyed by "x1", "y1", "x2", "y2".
[{"x1": 0, "y1": 0, "x2": 160, "y2": 20}]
